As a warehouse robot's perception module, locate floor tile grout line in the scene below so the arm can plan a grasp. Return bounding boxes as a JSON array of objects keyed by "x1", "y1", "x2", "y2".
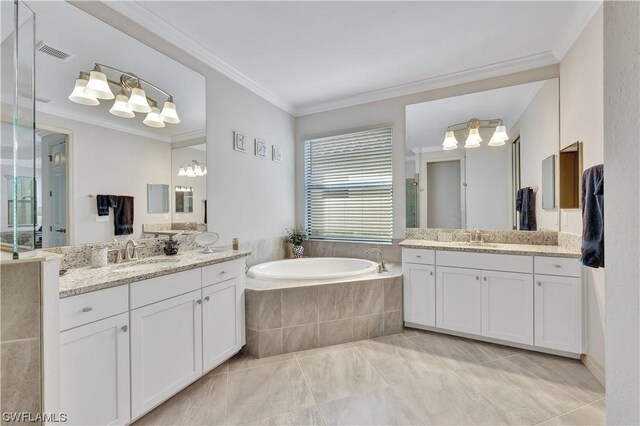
[
  {"x1": 224, "y1": 370, "x2": 229, "y2": 425},
  {"x1": 531, "y1": 399, "x2": 599, "y2": 425},
  {"x1": 294, "y1": 354, "x2": 326, "y2": 425},
  {"x1": 351, "y1": 345, "x2": 392, "y2": 388}
]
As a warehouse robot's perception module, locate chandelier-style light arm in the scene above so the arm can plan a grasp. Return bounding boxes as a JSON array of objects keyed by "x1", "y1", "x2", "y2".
[
  {"x1": 447, "y1": 118, "x2": 504, "y2": 132},
  {"x1": 92, "y1": 63, "x2": 174, "y2": 99}
]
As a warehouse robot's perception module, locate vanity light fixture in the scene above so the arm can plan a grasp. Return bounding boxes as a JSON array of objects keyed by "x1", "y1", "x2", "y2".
[
  {"x1": 68, "y1": 63, "x2": 181, "y2": 128},
  {"x1": 178, "y1": 160, "x2": 207, "y2": 178},
  {"x1": 175, "y1": 186, "x2": 193, "y2": 192},
  {"x1": 442, "y1": 118, "x2": 509, "y2": 150}
]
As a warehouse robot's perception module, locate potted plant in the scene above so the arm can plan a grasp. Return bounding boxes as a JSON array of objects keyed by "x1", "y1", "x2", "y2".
[{"x1": 285, "y1": 225, "x2": 308, "y2": 258}]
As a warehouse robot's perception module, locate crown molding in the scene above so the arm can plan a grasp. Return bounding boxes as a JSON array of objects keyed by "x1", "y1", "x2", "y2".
[
  {"x1": 36, "y1": 103, "x2": 172, "y2": 143},
  {"x1": 553, "y1": 1, "x2": 602, "y2": 61},
  {"x1": 295, "y1": 51, "x2": 558, "y2": 116},
  {"x1": 171, "y1": 128, "x2": 206, "y2": 143},
  {"x1": 103, "y1": 1, "x2": 297, "y2": 116}
]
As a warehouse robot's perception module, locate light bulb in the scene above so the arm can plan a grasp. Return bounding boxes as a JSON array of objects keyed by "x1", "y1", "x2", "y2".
[
  {"x1": 143, "y1": 106, "x2": 165, "y2": 128},
  {"x1": 84, "y1": 67, "x2": 114, "y2": 99},
  {"x1": 109, "y1": 91, "x2": 135, "y2": 118},
  {"x1": 68, "y1": 78, "x2": 100, "y2": 106},
  {"x1": 127, "y1": 87, "x2": 152, "y2": 113}
]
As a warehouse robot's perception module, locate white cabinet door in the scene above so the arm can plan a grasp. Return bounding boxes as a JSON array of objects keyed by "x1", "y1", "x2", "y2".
[
  {"x1": 60, "y1": 313, "x2": 130, "y2": 426},
  {"x1": 130, "y1": 290, "x2": 203, "y2": 419},
  {"x1": 202, "y1": 277, "x2": 243, "y2": 372},
  {"x1": 402, "y1": 263, "x2": 436, "y2": 326},
  {"x1": 436, "y1": 266, "x2": 482, "y2": 334},
  {"x1": 482, "y1": 271, "x2": 533, "y2": 344},
  {"x1": 534, "y1": 275, "x2": 583, "y2": 353}
]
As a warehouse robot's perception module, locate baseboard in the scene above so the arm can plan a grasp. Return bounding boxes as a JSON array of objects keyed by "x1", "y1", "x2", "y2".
[{"x1": 581, "y1": 354, "x2": 606, "y2": 388}]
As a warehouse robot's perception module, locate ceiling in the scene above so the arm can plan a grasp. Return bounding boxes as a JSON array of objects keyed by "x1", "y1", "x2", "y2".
[
  {"x1": 24, "y1": 1, "x2": 206, "y2": 143},
  {"x1": 405, "y1": 80, "x2": 546, "y2": 151},
  {"x1": 106, "y1": 1, "x2": 601, "y2": 116}
]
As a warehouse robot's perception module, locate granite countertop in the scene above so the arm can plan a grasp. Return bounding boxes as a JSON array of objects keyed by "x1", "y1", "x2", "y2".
[
  {"x1": 59, "y1": 249, "x2": 251, "y2": 298},
  {"x1": 399, "y1": 239, "x2": 581, "y2": 258}
]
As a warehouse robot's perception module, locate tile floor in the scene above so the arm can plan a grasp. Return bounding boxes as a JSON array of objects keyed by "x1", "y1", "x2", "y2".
[{"x1": 134, "y1": 329, "x2": 605, "y2": 425}]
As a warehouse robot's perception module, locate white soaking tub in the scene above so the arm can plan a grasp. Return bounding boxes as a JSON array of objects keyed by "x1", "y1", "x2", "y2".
[{"x1": 247, "y1": 257, "x2": 379, "y2": 281}]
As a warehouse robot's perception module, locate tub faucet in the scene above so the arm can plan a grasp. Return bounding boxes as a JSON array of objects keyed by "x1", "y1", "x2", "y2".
[{"x1": 365, "y1": 248, "x2": 388, "y2": 273}]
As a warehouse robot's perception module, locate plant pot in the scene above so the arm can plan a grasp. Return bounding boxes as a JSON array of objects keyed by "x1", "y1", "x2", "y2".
[{"x1": 292, "y1": 245, "x2": 304, "y2": 258}]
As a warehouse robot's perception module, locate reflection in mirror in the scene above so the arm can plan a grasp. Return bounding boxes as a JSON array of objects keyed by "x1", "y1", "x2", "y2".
[
  {"x1": 542, "y1": 155, "x2": 556, "y2": 209},
  {"x1": 405, "y1": 78, "x2": 560, "y2": 231},
  {"x1": 25, "y1": 1, "x2": 206, "y2": 246},
  {"x1": 175, "y1": 186, "x2": 194, "y2": 213},
  {"x1": 559, "y1": 142, "x2": 583, "y2": 209},
  {"x1": 147, "y1": 184, "x2": 169, "y2": 214}
]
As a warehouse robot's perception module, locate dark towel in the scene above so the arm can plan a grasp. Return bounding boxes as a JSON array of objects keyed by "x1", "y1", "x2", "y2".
[
  {"x1": 204, "y1": 199, "x2": 207, "y2": 224},
  {"x1": 113, "y1": 196, "x2": 134, "y2": 236},
  {"x1": 96, "y1": 194, "x2": 114, "y2": 216},
  {"x1": 516, "y1": 187, "x2": 537, "y2": 231},
  {"x1": 581, "y1": 165, "x2": 604, "y2": 268}
]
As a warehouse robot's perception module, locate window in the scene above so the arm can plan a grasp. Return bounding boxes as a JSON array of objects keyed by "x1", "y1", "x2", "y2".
[{"x1": 304, "y1": 127, "x2": 393, "y2": 242}]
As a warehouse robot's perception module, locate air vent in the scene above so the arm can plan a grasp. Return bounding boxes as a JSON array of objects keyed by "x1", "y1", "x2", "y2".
[{"x1": 36, "y1": 42, "x2": 73, "y2": 61}]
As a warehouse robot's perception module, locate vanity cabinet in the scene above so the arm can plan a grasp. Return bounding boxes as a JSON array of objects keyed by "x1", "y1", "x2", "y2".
[
  {"x1": 402, "y1": 262, "x2": 436, "y2": 326},
  {"x1": 481, "y1": 271, "x2": 533, "y2": 345},
  {"x1": 402, "y1": 248, "x2": 583, "y2": 357},
  {"x1": 60, "y1": 313, "x2": 130, "y2": 426},
  {"x1": 130, "y1": 290, "x2": 203, "y2": 418}
]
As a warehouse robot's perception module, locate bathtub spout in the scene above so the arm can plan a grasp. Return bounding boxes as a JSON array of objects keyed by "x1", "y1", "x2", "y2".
[{"x1": 365, "y1": 248, "x2": 388, "y2": 273}]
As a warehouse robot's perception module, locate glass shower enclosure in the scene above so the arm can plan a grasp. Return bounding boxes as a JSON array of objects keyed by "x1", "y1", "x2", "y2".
[{"x1": 1, "y1": 0, "x2": 37, "y2": 259}]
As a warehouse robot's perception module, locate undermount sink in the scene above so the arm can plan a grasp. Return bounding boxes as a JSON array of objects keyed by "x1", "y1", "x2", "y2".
[{"x1": 110, "y1": 257, "x2": 181, "y2": 273}]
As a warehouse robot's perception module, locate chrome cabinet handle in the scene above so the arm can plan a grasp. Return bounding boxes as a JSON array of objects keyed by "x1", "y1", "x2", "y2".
[
  {"x1": 219, "y1": 271, "x2": 227, "y2": 275},
  {"x1": 538, "y1": 282, "x2": 542, "y2": 286},
  {"x1": 82, "y1": 307, "x2": 93, "y2": 313},
  {"x1": 121, "y1": 325, "x2": 128, "y2": 333},
  {"x1": 416, "y1": 255, "x2": 422, "y2": 258},
  {"x1": 196, "y1": 299, "x2": 202, "y2": 305},
  {"x1": 483, "y1": 277, "x2": 487, "y2": 281},
  {"x1": 204, "y1": 296, "x2": 210, "y2": 302},
  {"x1": 554, "y1": 264, "x2": 562, "y2": 268},
  {"x1": 429, "y1": 271, "x2": 433, "y2": 276},
  {"x1": 476, "y1": 276, "x2": 480, "y2": 281}
]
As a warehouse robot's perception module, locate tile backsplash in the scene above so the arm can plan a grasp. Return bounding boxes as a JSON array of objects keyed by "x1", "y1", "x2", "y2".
[{"x1": 405, "y1": 228, "x2": 558, "y2": 246}]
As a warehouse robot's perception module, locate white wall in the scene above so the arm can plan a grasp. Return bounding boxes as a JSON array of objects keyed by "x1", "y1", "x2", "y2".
[
  {"x1": 36, "y1": 111, "x2": 172, "y2": 244},
  {"x1": 295, "y1": 66, "x2": 560, "y2": 237},
  {"x1": 603, "y1": 2, "x2": 640, "y2": 423},
  {"x1": 171, "y1": 146, "x2": 207, "y2": 224},
  {"x1": 559, "y1": 7, "x2": 606, "y2": 382},
  {"x1": 513, "y1": 79, "x2": 560, "y2": 232}
]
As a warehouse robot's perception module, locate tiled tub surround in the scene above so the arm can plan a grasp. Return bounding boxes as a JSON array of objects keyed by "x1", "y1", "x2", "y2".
[
  {"x1": 302, "y1": 239, "x2": 402, "y2": 264},
  {"x1": 245, "y1": 271, "x2": 404, "y2": 357},
  {"x1": 58, "y1": 248, "x2": 250, "y2": 297}
]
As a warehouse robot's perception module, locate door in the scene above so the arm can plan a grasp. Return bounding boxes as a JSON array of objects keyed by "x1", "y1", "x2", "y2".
[
  {"x1": 130, "y1": 290, "x2": 203, "y2": 419},
  {"x1": 426, "y1": 160, "x2": 462, "y2": 228},
  {"x1": 402, "y1": 263, "x2": 435, "y2": 326},
  {"x1": 60, "y1": 313, "x2": 130, "y2": 426},
  {"x1": 436, "y1": 266, "x2": 482, "y2": 334},
  {"x1": 43, "y1": 137, "x2": 67, "y2": 247},
  {"x1": 202, "y1": 277, "x2": 243, "y2": 372},
  {"x1": 534, "y1": 275, "x2": 583, "y2": 353},
  {"x1": 482, "y1": 271, "x2": 533, "y2": 344}
]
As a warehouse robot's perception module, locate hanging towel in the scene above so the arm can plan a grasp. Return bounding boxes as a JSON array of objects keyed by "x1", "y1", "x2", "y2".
[
  {"x1": 581, "y1": 165, "x2": 604, "y2": 268},
  {"x1": 204, "y1": 199, "x2": 207, "y2": 224},
  {"x1": 96, "y1": 194, "x2": 114, "y2": 216},
  {"x1": 516, "y1": 187, "x2": 537, "y2": 231},
  {"x1": 113, "y1": 196, "x2": 135, "y2": 236}
]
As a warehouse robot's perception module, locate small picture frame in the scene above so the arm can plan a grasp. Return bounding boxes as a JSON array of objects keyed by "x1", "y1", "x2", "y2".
[
  {"x1": 272, "y1": 145, "x2": 283, "y2": 163},
  {"x1": 255, "y1": 139, "x2": 267, "y2": 158},
  {"x1": 234, "y1": 131, "x2": 248, "y2": 153}
]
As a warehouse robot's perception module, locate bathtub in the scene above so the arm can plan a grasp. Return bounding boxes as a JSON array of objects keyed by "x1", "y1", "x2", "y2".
[
  {"x1": 244, "y1": 257, "x2": 404, "y2": 357},
  {"x1": 247, "y1": 257, "x2": 379, "y2": 281}
]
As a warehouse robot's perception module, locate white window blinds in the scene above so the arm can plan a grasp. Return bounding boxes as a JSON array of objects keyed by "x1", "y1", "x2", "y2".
[{"x1": 304, "y1": 127, "x2": 393, "y2": 242}]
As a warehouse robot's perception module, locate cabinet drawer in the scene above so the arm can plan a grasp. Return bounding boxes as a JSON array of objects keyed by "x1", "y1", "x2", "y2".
[
  {"x1": 402, "y1": 248, "x2": 435, "y2": 264},
  {"x1": 130, "y1": 268, "x2": 201, "y2": 309},
  {"x1": 437, "y1": 250, "x2": 532, "y2": 274},
  {"x1": 202, "y1": 259, "x2": 243, "y2": 287},
  {"x1": 535, "y1": 256, "x2": 582, "y2": 277},
  {"x1": 60, "y1": 285, "x2": 129, "y2": 331}
]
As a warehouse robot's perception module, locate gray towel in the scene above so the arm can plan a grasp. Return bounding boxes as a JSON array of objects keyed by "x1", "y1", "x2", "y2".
[
  {"x1": 581, "y1": 165, "x2": 604, "y2": 268},
  {"x1": 516, "y1": 187, "x2": 537, "y2": 231}
]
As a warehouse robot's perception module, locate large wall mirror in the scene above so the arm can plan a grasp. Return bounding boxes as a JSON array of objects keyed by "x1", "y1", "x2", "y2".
[
  {"x1": 1, "y1": 1, "x2": 207, "y2": 248},
  {"x1": 405, "y1": 78, "x2": 560, "y2": 232}
]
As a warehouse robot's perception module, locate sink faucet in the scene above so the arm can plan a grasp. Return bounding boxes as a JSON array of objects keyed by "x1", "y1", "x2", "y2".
[
  {"x1": 365, "y1": 248, "x2": 388, "y2": 273},
  {"x1": 125, "y1": 240, "x2": 139, "y2": 262},
  {"x1": 469, "y1": 228, "x2": 483, "y2": 243}
]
